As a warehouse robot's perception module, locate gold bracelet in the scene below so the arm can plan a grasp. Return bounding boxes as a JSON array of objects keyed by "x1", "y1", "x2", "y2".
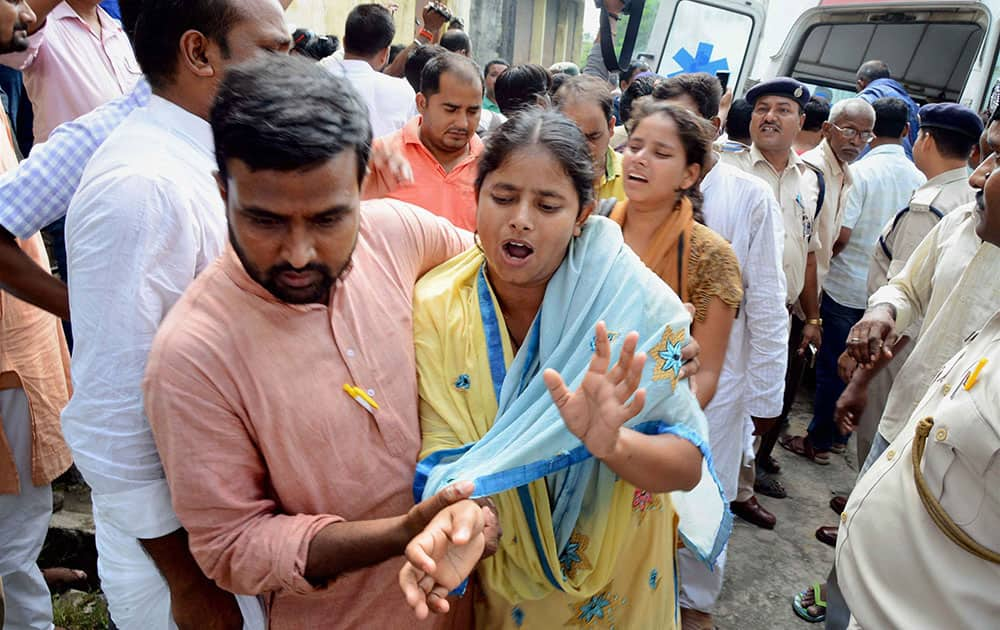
[{"x1": 806, "y1": 318, "x2": 823, "y2": 326}]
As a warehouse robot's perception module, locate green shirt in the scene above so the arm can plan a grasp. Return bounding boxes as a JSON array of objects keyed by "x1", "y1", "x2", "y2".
[{"x1": 483, "y1": 96, "x2": 501, "y2": 114}]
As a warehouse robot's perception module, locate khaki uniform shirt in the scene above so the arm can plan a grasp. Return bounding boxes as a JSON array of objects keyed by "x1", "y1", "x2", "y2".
[
  {"x1": 868, "y1": 206, "x2": 1000, "y2": 441},
  {"x1": 868, "y1": 167, "x2": 975, "y2": 297},
  {"x1": 802, "y1": 139, "x2": 852, "y2": 291},
  {"x1": 721, "y1": 145, "x2": 821, "y2": 304},
  {"x1": 837, "y1": 309, "x2": 1000, "y2": 629}
]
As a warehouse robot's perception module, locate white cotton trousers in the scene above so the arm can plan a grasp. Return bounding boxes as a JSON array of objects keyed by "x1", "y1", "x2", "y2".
[
  {"x1": 677, "y1": 398, "x2": 747, "y2": 612},
  {"x1": 0, "y1": 389, "x2": 55, "y2": 630},
  {"x1": 91, "y1": 497, "x2": 266, "y2": 630},
  {"x1": 678, "y1": 547, "x2": 728, "y2": 613}
]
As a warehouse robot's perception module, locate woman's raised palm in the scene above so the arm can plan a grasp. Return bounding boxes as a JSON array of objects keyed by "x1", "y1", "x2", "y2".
[{"x1": 543, "y1": 322, "x2": 647, "y2": 460}]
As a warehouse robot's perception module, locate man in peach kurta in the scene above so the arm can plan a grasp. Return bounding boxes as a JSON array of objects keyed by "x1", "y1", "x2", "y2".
[
  {"x1": 143, "y1": 57, "x2": 484, "y2": 629},
  {"x1": 0, "y1": 69, "x2": 73, "y2": 630},
  {"x1": 362, "y1": 52, "x2": 483, "y2": 231}
]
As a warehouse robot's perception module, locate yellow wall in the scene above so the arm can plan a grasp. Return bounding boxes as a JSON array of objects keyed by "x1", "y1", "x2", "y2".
[{"x1": 284, "y1": 0, "x2": 471, "y2": 44}]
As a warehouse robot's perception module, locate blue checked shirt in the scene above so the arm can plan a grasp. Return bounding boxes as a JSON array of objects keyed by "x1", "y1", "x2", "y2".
[{"x1": 0, "y1": 78, "x2": 151, "y2": 239}]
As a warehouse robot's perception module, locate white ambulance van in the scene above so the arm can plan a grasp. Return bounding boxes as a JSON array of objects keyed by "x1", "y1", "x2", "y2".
[{"x1": 629, "y1": 0, "x2": 1000, "y2": 109}]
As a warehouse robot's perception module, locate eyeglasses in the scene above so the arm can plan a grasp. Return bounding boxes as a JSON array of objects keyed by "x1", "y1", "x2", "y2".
[{"x1": 830, "y1": 122, "x2": 875, "y2": 143}]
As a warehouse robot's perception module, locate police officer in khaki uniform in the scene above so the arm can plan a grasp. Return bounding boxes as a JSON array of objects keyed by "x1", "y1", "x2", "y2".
[
  {"x1": 792, "y1": 104, "x2": 991, "y2": 630},
  {"x1": 839, "y1": 103, "x2": 984, "y2": 470},
  {"x1": 836, "y1": 148, "x2": 1000, "y2": 625},
  {"x1": 868, "y1": 103, "x2": 981, "y2": 291},
  {"x1": 720, "y1": 77, "x2": 823, "y2": 528}
]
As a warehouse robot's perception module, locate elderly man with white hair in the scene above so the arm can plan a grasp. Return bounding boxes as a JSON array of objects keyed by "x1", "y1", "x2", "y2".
[{"x1": 776, "y1": 98, "x2": 877, "y2": 469}]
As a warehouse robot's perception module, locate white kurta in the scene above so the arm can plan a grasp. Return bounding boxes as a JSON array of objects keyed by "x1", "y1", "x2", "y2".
[
  {"x1": 63, "y1": 96, "x2": 263, "y2": 630},
  {"x1": 677, "y1": 160, "x2": 789, "y2": 611}
]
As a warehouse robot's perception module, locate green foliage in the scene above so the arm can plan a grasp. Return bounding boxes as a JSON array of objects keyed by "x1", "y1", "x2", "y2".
[{"x1": 52, "y1": 591, "x2": 110, "y2": 630}]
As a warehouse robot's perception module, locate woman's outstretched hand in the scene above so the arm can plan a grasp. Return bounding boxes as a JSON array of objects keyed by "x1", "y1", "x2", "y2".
[{"x1": 544, "y1": 321, "x2": 647, "y2": 460}]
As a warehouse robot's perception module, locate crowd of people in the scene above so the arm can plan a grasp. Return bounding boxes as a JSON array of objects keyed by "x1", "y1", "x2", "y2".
[{"x1": 0, "y1": 1, "x2": 997, "y2": 630}]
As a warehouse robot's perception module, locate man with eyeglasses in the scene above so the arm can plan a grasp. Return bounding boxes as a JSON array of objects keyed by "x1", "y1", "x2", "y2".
[{"x1": 778, "y1": 98, "x2": 875, "y2": 468}]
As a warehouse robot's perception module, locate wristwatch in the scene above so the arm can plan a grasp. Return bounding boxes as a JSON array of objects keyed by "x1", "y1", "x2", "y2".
[{"x1": 806, "y1": 318, "x2": 823, "y2": 327}]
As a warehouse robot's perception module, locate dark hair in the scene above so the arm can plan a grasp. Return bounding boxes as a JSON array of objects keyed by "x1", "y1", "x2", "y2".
[
  {"x1": 620, "y1": 74, "x2": 658, "y2": 127},
  {"x1": 802, "y1": 96, "x2": 831, "y2": 132},
  {"x1": 923, "y1": 127, "x2": 977, "y2": 160},
  {"x1": 652, "y1": 72, "x2": 722, "y2": 120},
  {"x1": 494, "y1": 64, "x2": 552, "y2": 116},
  {"x1": 440, "y1": 29, "x2": 471, "y2": 54},
  {"x1": 550, "y1": 72, "x2": 570, "y2": 95},
  {"x1": 211, "y1": 56, "x2": 372, "y2": 187},
  {"x1": 128, "y1": 0, "x2": 243, "y2": 89},
  {"x1": 626, "y1": 99, "x2": 712, "y2": 220},
  {"x1": 405, "y1": 44, "x2": 447, "y2": 92},
  {"x1": 292, "y1": 29, "x2": 339, "y2": 61},
  {"x1": 449, "y1": 17, "x2": 465, "y2": 30},
  {"x1": 117, "y1": 0, "x2": 141, "y2": 41},
  {"x1": 476, "y1": 109, "x2": 594, "y2": 215},
  {"x1": 857, "y1": 60, "x2": 891, "y2": 84},
  {"x1": 725, "y1": 98, "x2": 753, "y2": 143},
  {"x1": 387, "y1": 43, "x2": 405, "y2": 66},
  {"x1": 620, "y1": 60, "x2": 651, "y2": 87},
  {"x1": 420, "y1": 51, "x2": 483, "y2": 96},
  {"x1": 872, "y1": 97, "x2": 910, "y2": 138},
  {"x1": 343, "y1": 3, "x2": 394, "y2": 58},
  {"x1": 552, "y1": 74, "x2": 613, "y2": 122},
  {"x1": 484, "y1": 58, "x2": 510, "y2": 78}
]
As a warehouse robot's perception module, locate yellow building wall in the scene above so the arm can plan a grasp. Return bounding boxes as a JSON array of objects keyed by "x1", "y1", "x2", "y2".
[{"x1": 284, "y1": 0, "x2": 471, "y2": 44}]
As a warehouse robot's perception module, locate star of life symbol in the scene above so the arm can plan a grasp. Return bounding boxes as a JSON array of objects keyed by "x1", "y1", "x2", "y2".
[{"x1": 668, "y1": 41, "x2": 729, "y2": 77}]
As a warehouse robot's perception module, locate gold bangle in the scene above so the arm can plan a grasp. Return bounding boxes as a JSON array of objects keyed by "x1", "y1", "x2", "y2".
[{"x1": 806, "y1": 318, "x2": 823, "y2": 326}]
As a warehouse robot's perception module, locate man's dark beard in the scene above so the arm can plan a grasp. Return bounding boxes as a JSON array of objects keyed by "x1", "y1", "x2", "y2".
[
  {"x1": 9, "y1": 23, "x2": 29, "y2": 53},
  {"x1": 229, "y1": 226, "x2": 354, "y2": 304}
]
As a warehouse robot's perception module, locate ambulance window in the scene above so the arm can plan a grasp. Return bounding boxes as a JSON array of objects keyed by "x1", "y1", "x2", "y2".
[{"x1": 648, "y1": 1, "x2": 755, "y2": 84}]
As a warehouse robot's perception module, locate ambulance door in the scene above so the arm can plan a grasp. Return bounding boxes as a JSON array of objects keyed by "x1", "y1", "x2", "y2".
[{"x1": 634, "y1": 0, "x2": 767, "y2": 95}]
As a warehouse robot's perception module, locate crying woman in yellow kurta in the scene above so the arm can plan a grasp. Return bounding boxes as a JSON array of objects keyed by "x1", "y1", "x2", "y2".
[{"x1": 399, "y1": 108, "x2": 732, "y2": 629}]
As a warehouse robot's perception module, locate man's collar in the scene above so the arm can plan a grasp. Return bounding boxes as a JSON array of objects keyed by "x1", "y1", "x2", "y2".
[
  {"x1": 750, "y1": 144, "x2": 800, "y2": 171},
  {"x1": 404, "y1": 115, "x2": 485, "y2": 157},
  {"x1": 340, "y1": 58, "x2": 377, "y2": 73},
  {"x1": 865, "y1": 143, "x2": 906, "y2": 157},
  {"x1": 817, "y1": 139, "x2": 845, "y2": 176},
  {"x1": 147, "y1": 95, "x2": 214, "y2": 158},
  {"x1": 925, "y1": 166, "x2": 973, "y2": 187},
  {"x1": 52, "y1": 2, "x2": 122, "y2": 33},
  {"x1": 602, "y1": 146, "x2": 622, "y2": 184}
]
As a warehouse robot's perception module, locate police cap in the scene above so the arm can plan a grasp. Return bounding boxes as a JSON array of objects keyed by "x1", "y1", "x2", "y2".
[
  {"x1": 745, "y1": 78, "x2": 811, "y2": 110},
  {"x1": 918, "y1": 103, "x2": 984, "y2": 140}
]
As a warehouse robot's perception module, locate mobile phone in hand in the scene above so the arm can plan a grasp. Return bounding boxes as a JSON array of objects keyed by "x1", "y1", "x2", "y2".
[{"x1": 716, "y1": 70, "x2": 731, "y2": 92}]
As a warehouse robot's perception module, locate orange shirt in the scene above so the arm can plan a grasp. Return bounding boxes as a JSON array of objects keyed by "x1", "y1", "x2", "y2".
[
  {"x1": 364, "y1": 116, "x2": 481, "y2": 231},
  {"x1": 143, "y1": 200, "x2": 471, "y2": 629},
  {"x1": 0, "y1": 115, "x2": 72, "y2": 494}
]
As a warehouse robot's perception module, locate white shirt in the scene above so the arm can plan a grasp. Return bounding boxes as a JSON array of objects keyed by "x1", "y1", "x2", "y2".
[
  {"x1": 323, "y1": 58, "x2": 416, "y2": 139},
  {"x1": 63, "y1": 96, "x2": 226, "y2": 539},
  {"x1": 824, "y1": 144, "x2": 925, "y2": 309},
  {"x1": 837, "y1": 309, "x2": 1000, "y2": 629},
  {"x1": 868, "y1": 206, "x2": 1000, "y2": 442},
  {"x1": 700, "y1": 160, "x2": 789, "y2": 496}
]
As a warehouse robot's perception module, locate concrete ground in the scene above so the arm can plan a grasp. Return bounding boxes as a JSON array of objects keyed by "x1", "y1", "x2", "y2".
[
  {"x1": 714, "y1": 387, "x2": 858, "y2": 630},
  {"x1": 45, "y1": 387, "x2": 857, "y2": 629}
]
